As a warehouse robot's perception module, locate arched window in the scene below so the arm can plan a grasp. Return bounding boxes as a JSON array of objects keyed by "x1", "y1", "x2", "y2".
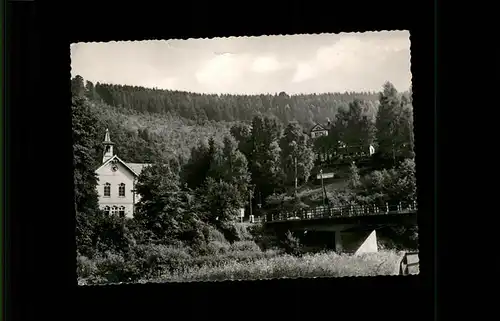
[
  {"x1": 111, "y1": 206, "x2": 118, "y2": 215},
  {"x1": 103, "y1": 206, "x2": 110, "y2": 215},
  {"x1": 119, "y1": 206, "x2": 125, "y2": 217},
  {"x1": 104, "y1": 183, "x2": 111, "y2": 197},
  {"x1": 118, "y1": 183, "x2": 126, "y2": 197}
]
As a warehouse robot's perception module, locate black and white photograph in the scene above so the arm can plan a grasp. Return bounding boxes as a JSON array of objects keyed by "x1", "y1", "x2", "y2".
[{"x1": 71, "y1": 30, "x2": 418, "y2": 286}]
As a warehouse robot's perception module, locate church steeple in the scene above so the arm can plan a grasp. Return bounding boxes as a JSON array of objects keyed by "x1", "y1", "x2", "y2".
[{"x1": 102, "y1": 128, "x2": 115, "y2": 164}]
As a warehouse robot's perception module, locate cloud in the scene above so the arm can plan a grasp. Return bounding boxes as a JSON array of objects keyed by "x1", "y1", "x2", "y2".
[
  {"x1": 251, "y1": 56, "x2": 283, "y2": 73},
  {"x1": 292, "y1": 63, "x2": 317, "y2": 83},
  {"x1": 195, "y1": 53, "x2": 251, "y2": 90},
  {"x1": 291, "y1": 33, "x2": 410, "y2": 88},
  {"x1": 71, "y1": 32, "x2": 411, "y2": 94}
]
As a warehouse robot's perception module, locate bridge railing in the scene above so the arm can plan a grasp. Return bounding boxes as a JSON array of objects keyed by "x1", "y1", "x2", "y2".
[{"x1": 261, "y1": 201, "x2": 417, "y2": 223}]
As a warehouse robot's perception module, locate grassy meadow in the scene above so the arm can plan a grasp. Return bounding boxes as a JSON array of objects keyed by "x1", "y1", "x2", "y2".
[{"x1": 151, "y1": 250, "x2": 404, "y2": 283}]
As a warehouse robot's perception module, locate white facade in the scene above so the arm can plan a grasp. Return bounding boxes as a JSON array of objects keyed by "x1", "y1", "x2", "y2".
[
  {"x1": 95, "y1": 129, "x2": 150, "y2": 218},
  {"x1": 310, "y1": 124, "x2": 329, "y2": 139}
]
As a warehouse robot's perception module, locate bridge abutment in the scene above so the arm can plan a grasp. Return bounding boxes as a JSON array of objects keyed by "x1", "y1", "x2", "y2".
[{"x1": 354, "y1": 230, "x2": 378, "y2": 254}]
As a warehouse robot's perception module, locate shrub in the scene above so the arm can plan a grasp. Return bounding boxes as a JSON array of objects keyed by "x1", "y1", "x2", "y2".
[
  {"x1": 76, "y1": 255, "x2": 97, "y2": 279},
  {"x1": 92, "y1": 251, "x2": 142, "y2": 284},
  {"x1": 205, "y1": 241, "x2": 231, "y2": 255},
  {"x1": 247, "y1": 224, "x2": 280, "y2": 251},
  {"x1": 203, "y1": 225, "x2": 228, "y2": 243},
  {"x1": 132, "y1": 244, "x2": 192, "y2": 277},
  {"x1": 219, "y1": 222, "x2": 254, "y2": 243},
  {"x1": 230, "y1": 240, "x2": 261, "y2": 252},
  {"x1": 281, "y1": 231, "x2": 302, "y2": 256}
]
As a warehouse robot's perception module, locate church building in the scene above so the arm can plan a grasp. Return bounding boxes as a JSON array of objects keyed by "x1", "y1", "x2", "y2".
[{"x1": 95, "y1": 129, "x2": 151, "y2": 218}]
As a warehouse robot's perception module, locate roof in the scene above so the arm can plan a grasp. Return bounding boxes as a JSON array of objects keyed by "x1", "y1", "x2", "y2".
[
  {"x1": 95, "y1": 155, "x2": 151, "y2": 177},
  {"x1": 311, "y1": 123, "x2": 327, "y2": 132},
  {"x1": 125, "y1": 163, "x2": 152, "y2": 176}
]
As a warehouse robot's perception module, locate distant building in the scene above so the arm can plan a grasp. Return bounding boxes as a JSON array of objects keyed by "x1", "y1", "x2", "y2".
[
  {"x1": 95, "y1": 129, "x2": 151, "y2": 218},
  {"x1": 310, "y1": 123, "x2": 329, "y2": 139}
]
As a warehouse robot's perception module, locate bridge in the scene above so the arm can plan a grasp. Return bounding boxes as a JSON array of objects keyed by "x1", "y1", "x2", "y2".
[{"x1": 257, "y1": 201, "x2": 418, "y2": 254}]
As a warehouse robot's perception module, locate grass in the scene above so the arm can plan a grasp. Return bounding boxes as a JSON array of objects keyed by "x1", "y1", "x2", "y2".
[
  {"x1": 149, "y1": 250, "x2": 404, "y2": 283},
  {"x1": 77, "y1": 225, "x2": 414, "y2": 285},
  {"x1": 297, "y1": 178, "x2": 349, "y2": 199}
]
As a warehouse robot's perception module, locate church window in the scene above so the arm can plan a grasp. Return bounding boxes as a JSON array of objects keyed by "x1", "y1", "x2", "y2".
[
  {"x1": 111, "y1": 206, "x2": 118, "y2": 215},
  {"x1": 103, "y1": 206, "x2": 110, "y2": 215},
  {"x1": 104, "y1": 183, "x2": 111, "y2": 197},
  {"x1": 118, "y1": 183, "x2": 126, "y2": 197},
  {"x1": 119, "y1": 206, "x2": 125, "y2": 217}
]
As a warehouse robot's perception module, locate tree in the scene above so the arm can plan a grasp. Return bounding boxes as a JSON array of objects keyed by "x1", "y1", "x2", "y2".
[
  {"x1": 230, "y1": 123, "x2": 252, "y2": 159},
  {"x1": 331, "y1": 99, "x2": 376, "y2": 159},
  {"x1": 208, "y1": 135, "x2": 251, "y2": 203},
  {"x1": 182, "y1": 138, "x2": 217, "y2": 189},
  {"x1": 71, "y1": 75, "x2": 86, "y2": 97},
  {"x1": 357, "y1": 158, "x2": 416, "y2": 207},
  {"x1": 72, "y1": 94, "x2": 103, "y2": 257},
  {"x1": 93, "y1": 215, "x2": 135, "y2": 254},
  {"x1": 134, "y1": 163, "x2": 194, "y2": 243},
  {"x1": 359, "y1": 115, "x2": 376, "y2": 150},
  {"x1": 393, "y1": 158, "x2": 417, "y2": 204},
  {"x1": 196, "y1": 178, "x2": 243, "y2": 228},
  {"x1": 84, "y1": 80, "x2": 101, "y2": 101},
  {"x1": 249, "y1": 116, "x2": 283, "y2": 201},
  {"x1": 375, "y1": 82, "x2": 413, "y2": 165},
  {"x1": 347, "y1": 162, "x2": 362, "y2": 190},
  {"x1": 396, "y1": 99, "x2": 415, "y2": 159},
  {"x1": 280, "y1": 122, "x2": 315, "y2": 188}
]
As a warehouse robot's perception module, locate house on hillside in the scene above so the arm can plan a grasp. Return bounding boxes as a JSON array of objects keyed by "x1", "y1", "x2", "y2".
[
  {"x1": 95, "y1": 129, "x2": 151, "y2": 218},
  {"x1": 310, "y1": 123, "x2": 329, "y2": 139}
]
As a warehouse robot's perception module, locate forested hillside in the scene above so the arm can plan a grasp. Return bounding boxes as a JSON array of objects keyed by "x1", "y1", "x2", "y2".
[
  {"x1": 73, "y1": 75, "x2": 401, "y2": 126},
  {"x1": 71, "y1": 75, "x2": 412, "y2": 167}
]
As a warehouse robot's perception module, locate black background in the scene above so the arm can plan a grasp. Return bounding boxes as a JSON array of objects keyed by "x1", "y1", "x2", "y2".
[{"x1": 5, "y1": 0, "x2": 460, "y2": 320}]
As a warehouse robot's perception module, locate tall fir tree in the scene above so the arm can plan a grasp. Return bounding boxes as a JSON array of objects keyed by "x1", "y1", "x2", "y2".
[
  {"x1": 72, "y1": 94, "x2": 102, "y2": 257},
  {"x1": 375, "y1": 82, "x2": 402, "y2": 164},
  {"x1": 280, "y1": 122, "x2": 315, "y2": 188}
]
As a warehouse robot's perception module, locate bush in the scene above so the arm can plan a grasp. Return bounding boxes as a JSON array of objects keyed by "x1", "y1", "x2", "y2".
[
  {"x1": 76, "y1": 255, "x2": 97, "y2": 279},
  {"x1": 247, "y1": 224, "x2": 280, "y2": 251},
  {"x1": 219, "y1": 222, "x2": 254, "y2": 243},
  {"x1": 192, "y1": 225, "x2": 233, "y2": 256},
  {"x1": 203, "y1": 225, "x2": 228, "y2": 243},
  {"x1": 230, "y1": 240, "x2": 261, "y2": 252},
  {"x1": 281, "y1": 231, "x2": 302, "y2": 256},
  {"x1": 132, "y1": 244, "x2": 192, "y2": 277},
  {"x1": 92, "y1": 251, "x2": 142, "y2": 284},
  {"x1": 205, "y1": 241, "x2": 231, "y2": 255}
]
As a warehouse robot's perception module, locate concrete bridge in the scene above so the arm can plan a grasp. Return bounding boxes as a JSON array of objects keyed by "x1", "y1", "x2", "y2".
[{"x1": 260, "y1": 202, "x2": 418, "y2": 254}]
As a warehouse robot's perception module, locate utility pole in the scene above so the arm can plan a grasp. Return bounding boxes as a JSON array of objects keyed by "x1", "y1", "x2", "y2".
[
  {"x1": 131, "y1": 178, "x2": 137, "y2": 217},
  {"x1": 320, "y1": 169, "x2": 326, "y2": 208},
  {"x1": 294, "y1": 156, "x2": 298, "y2": 197},
  {"x1": 249, "y1": 186, "x2": 253, "y2": 219}
]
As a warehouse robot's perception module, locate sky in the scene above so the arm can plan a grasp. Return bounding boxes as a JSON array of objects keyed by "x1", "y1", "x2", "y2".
[{"x1": 70, "y1": 31, "x2": 411, "y2": 95}]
